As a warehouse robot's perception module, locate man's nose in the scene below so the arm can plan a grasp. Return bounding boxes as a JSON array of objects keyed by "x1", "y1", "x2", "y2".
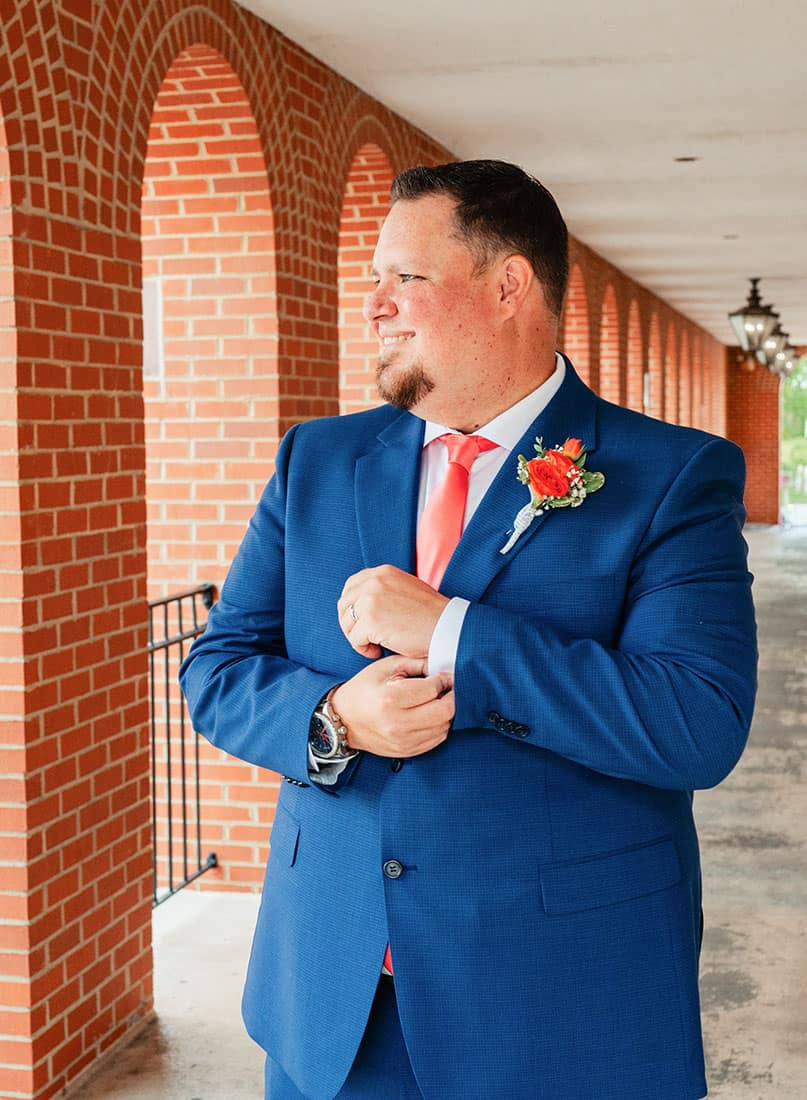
[{"x1": 363, "y1": 284, "x2": 396, "y2": 323}]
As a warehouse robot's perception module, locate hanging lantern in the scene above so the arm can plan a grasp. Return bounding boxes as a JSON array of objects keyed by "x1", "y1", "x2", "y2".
[
  {"x1": 728, "y1": 278, "x2": 778, "y2": 354},
  {"x1": 756, "y1": 320, "x2": 788, "y2": 367}
]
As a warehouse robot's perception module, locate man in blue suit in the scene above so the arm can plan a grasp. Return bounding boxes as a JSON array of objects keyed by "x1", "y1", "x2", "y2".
[{"x1": 180, "y1": 160, "x2": 757, "y2": 1100}]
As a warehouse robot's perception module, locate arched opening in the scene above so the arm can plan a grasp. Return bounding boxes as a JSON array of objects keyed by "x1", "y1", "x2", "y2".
[
  {"x1": 0, "y1": 106, "x2": 29, "y2": 1089},
  {"x1": 692, "y1": 336, "x2": 704, "y2": 428},
  {"x1": 678, "y1": 329, "x2": 691, "y2": 426},
  {"x1": 338, "y1": 142, "x2": 393, "y2": 413},
  {"x1": 141, "y1": 44, "x2": 278, "y2": 897},
  {"x1": 664, "y1": 324, "x2": 678, "y2": 424},
  {"x1": 703, "y1": 342, "x2": 715, "y2": 431},
  {"x1": 561, "y1": 264, "x2": 591, "y2": 385},
  {"x1": 647, "y1": 313, "x2": 662, "y2": 418},
  {"x1": 626, "y1": 299, "x2": 643, "y2": 412},
  {"x1": 599, "y1": 285, "x2": 620, "y2": 403}
]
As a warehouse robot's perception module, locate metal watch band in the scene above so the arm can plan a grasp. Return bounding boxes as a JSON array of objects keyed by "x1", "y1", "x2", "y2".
[{"x1": 309, "y1": 690, "x2": 356, "y2": 760}]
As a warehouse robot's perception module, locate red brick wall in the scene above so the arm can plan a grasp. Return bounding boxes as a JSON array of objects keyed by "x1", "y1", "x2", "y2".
[
  {"x1": 0, "y1": 2, "x2": 447, "y2": 1096},
  {"x1": 0, "y1": 1, "x2": 754, "y2": 1097},
  {"x1": 142, "y1": 44, "x2": 278, "y2": 598},
  {"x1": 140, "y1": 44, "x2": 282, "y2": 896},
  {"x1": 626, "y1": 299, "x2": 643, "y2": 412},
  {"x1": 560, "y1": 239, "x2": 726, "y2": 439},
  {"x1": 679, "y1": 328, "x2": 691, "y2": 425},
  {"x1": 0, "y1": 111, "x2": 30, "y2": 1098},
  {"x1": 599, "y1": 284, "x2": 621, "y2": 404},
  {"x1": 726, "y1": 348, "x2": 779, "y2": 524},
  {"x1": 561, "y1": 262, "x2": 591, "y2": 385},
  {"x1": 665, "y1": 324, "x2": 679, "y2": 424},
  {"x1": 338, "y1": 143, "x2": 393, "y2": 414},
  {"x1": 648, "y1": 313, "x2": 663, "y2": 419}
]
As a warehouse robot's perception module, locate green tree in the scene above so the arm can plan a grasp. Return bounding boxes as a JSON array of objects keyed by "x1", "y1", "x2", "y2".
[{"x1": 782, "y1": 356, "x2": 807, "y2": 505}]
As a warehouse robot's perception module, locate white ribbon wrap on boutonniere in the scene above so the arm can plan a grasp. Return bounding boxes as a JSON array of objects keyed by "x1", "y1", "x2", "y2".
[{"x1": 499, "y1": 435, "x2": 605, "y2": 554}]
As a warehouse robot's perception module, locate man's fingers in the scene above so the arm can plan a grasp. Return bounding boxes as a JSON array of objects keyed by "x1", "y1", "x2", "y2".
[
  {"x1": 387, "y1": 673, "x2": 450, "y2": 708},
  {"x1": 376, "y1": 655, "x2": 429, "y2": 679}
]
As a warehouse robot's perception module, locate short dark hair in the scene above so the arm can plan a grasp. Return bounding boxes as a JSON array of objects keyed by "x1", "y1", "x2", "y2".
[{"x1": 390, "y1": 159, "x2": 569, "y2": 318}]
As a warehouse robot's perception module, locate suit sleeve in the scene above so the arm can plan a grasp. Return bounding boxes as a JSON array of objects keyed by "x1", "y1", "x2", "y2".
[
  {"x1": 178, "y1": 424, "x2": 341, "y2": 783},
  {"x1": 452, "y1": 437, "x2": 758, "y2": 791}
]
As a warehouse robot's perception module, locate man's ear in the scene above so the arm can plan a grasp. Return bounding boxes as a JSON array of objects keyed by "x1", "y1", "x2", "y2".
[{"x1": 497, "y1": 254, "x2": 535, "y2": 315}]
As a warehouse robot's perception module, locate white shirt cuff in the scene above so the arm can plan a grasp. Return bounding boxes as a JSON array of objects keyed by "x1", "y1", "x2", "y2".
[
  {"x1": 427, "y1": 597, "x2": 470, "y2": 677},
  {"x1": 307, "y1": 747, "x2": 355, "y2": 785}
]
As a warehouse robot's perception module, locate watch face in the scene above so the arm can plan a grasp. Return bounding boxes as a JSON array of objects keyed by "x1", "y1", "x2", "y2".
[{"x1": 310, "y1": 713, "x2": 335, "y2": 756}]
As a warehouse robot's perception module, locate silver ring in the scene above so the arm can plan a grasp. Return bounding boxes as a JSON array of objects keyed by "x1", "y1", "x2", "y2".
[{"x1": 349, "y1": 603, "x2": 358, "y2": 623}]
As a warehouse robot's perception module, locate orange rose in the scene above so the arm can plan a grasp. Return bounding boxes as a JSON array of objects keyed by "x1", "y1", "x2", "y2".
[
  {"x1": 544, "y1": 449, "x2": 576, "y2": 476},
  {"x1": 562, "y1": 437, "x2": 583, "y2": 460},
  {"x1": 527, "y1": 458, "x2": 569, "y2": 499}
]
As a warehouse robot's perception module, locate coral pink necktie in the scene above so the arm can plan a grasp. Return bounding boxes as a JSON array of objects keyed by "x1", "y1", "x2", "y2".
[
  {"x1": 383, "y1": 432, "x2": 497, "y2": 977},
  {"x1": 416, "y1": 433, "x2": 499, "y2": 589}
]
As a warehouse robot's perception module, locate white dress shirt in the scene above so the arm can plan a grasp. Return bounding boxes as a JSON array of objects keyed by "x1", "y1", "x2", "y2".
[
  {"x1": 422, "y1": 353, "x2": 565, "y2": 675},
  {"x1": 310, "y1": 353, "x2": 566, "y2": 781}
]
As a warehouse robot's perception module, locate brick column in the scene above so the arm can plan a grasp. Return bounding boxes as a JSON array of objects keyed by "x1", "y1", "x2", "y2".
[
  {"x1": 726, "y1": 348, "x2": 780, "y2": 524},
  {"x1": 599, "y1": 284, "x2": 621, "y2": 404}
]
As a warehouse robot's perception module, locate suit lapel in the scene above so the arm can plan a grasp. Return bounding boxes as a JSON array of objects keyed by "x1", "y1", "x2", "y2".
[
  {"x1": 354, "y1": 410, "x2": 424, "y2": 574},
  {"x1": 440, "y1": 361, "x2": 600, "y2": 602}
]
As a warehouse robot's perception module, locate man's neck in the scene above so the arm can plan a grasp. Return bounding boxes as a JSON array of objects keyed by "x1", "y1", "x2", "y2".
[{"x1": 429, "y1": 352, "x2": 559, "y2": 434}]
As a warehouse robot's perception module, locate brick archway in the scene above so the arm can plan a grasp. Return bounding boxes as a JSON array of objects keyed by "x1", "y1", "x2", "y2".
[
  {"x1": 0, "y1": 6, "x2": 765, "y2": 1096},
  {"x1": 562, "y1": 264, "x2": 591, "y2": 384},
  {"x1": 142, "y1": 44, "x2": 277, "y2": 598},
  {"x1": 599, "y1": 284, "x2": 621, "y2": 403},
  {"x1": 692, "y1": 336, "x2": 704, "y2": 428},
  {"x1": 141, "y1": 43, "x2": 278, "y2": 899},
  {"x1": 664, "y1": 323, "x2": 679, "y2": 424},
  {"x1": 626, "y1": 299, "x2": 643, "y2": 412},
  {"x1": 679, "y1": 328, "x2": 692, "y2": 425},
  {"x1": 647, "y1": 313, "x2": 662, "y2": 418},
  {"x1": 0, "y1": 105, "x2": 30, "y2": 1100},
  {"x1": 338, "y1": 142, "x2": 393, "y2": 413}
]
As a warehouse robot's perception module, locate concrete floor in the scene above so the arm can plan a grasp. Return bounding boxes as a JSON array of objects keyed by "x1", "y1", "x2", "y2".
[{"x1": 71, "y1": 524, "x2": 807, "y2": 1099}]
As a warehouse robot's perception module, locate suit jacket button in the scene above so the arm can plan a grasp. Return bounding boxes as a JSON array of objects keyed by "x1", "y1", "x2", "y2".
[
  {"x1": 391, "y1": 758, "x2": 403, "y2": 772},
  {"x1": 383, "y1": 859, "x2": 404, "y2": 879}
]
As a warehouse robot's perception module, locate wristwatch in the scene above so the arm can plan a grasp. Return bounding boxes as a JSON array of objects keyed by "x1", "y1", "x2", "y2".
[{"x1": 309, "y1": 690, "x2": 356, "y2": 761}]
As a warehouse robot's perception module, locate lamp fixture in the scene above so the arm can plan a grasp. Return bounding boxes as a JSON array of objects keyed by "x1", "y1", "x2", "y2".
[
  {"x1": 728, "y1": 278, "x2": 778, "y2": 354},
  {"x1": 771, "y1": 343, "x2": 798, "y2": 377},
  {"x1": 756, "y1": 320, "x2": 787, "y2": 367},
  {"x1": 729, "y1": 278, "x2": 801, "y2": 378}
]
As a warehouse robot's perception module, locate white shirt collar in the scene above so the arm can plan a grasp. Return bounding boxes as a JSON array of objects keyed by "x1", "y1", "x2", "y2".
[{"x1": 422, "y1": 352, "x2": 566, "y2": 451}]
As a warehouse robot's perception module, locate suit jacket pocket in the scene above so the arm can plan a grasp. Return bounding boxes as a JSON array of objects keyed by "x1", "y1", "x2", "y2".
[
  {"x1": 270, "y1": 805, "x2": 300, "y2": 868},
  {"x1": 540, "y1": 835, "x2": 681, "y2": 915}
]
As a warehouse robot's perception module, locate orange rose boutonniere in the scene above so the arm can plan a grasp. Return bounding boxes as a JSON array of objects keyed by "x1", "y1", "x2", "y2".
[{"x1": 500, "y1": 436, "x2": 605, "y2": 554}]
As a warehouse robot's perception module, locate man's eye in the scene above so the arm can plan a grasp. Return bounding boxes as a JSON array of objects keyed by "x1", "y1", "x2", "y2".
[{"x1": 399, "y1": 273, "x2": 420, "y2": 282}]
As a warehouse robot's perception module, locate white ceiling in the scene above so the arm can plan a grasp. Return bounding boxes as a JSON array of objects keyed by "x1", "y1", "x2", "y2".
[{"x1": 237, "y1": 0, "x2": 807, "y2": 345}]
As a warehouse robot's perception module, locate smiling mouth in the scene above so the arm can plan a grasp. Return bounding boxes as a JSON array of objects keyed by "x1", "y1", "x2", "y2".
[{"x1": 380, "y1": 334, "x2": 413, "y2": 346}]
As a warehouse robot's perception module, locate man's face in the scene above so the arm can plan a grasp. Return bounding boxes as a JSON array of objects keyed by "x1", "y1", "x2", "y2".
[{"x1": 364, "y1": 195, "x2": 502, "y2": 423}]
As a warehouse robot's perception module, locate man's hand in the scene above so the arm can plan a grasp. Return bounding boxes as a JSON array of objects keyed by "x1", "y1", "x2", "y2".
[
  {"x1": 331, "y1": 655, "x2": 454, "y2": 758},
  {"x1": 338, "y1": 565, "x2": 449, "y2": 660}
]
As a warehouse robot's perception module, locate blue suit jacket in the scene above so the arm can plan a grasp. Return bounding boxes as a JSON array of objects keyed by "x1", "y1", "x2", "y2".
[{"x1": 180, "y1": 361, "x2": 757, "y2": 1100}]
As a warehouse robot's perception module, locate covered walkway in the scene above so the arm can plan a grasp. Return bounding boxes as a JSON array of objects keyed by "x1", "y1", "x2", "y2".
[{"x1": 73, "y1": 524, "x2": 807, "y2": 1098}]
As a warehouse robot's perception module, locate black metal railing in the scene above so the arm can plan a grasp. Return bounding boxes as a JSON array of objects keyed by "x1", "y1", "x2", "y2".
[{"x1": 148, "y1": 583, "x2": 218, "y2": 906}]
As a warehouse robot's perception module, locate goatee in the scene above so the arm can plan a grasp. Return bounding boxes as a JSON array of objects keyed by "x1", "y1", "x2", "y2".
[{"x1": 376, "y1": 358, "x2": 435, "y2": 411}]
